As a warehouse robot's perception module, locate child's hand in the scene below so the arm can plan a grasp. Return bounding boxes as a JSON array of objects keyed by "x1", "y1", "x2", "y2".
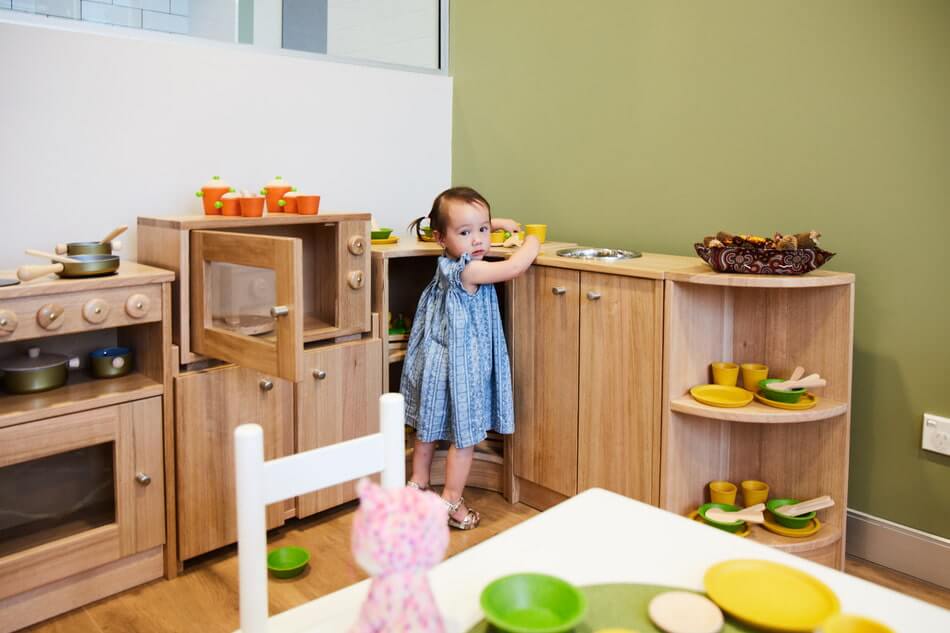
[{"x1": 491, "y1": 217, "x2": 522, "y2": 234}]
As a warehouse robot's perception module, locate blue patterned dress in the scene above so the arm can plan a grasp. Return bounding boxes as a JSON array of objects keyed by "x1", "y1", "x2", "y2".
[{"x1": 400, "y1": 253, "x2": 515, "y2": 448}]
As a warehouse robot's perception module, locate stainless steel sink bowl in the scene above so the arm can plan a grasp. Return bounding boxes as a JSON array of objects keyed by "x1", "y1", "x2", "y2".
[{"x1": 556, "y1": 247, "x2": 641, "y2": 261}]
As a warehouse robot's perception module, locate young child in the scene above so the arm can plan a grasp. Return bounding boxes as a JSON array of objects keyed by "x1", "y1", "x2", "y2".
[{"x1": 401, "y1": 186, "x2": 540, "y2": 529}]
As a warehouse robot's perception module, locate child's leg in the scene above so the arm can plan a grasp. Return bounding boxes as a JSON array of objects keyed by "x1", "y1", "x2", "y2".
[
  {"x1": 410, "y1": 437, "x2": 436, "y2": 488},
  {"x1": 442, "y1": 444, "x2": 476, "y2": 521}
]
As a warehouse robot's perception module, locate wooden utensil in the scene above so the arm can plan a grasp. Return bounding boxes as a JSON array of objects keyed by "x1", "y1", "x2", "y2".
[
  {"x1": 24, "y1": 249, "x2": 81, "y2": 264},
  {"x1": 100, "y1": 225, "x2": 128, "y2": 244},
  {"x1": 706, "y1": 507, "x2": 766, "y2": 524},
  {"x1": 767, "y1": 373, "x2": 827, "y2": 392},
  {"x1": 789, "y1": 366, "x2": 805, "y2": 381},
  {"x1": 774, "y1": 495, "x2": 835, "y2": 517}
]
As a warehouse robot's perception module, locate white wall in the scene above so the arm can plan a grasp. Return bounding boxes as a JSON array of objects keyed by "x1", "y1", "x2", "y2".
[{"x1": 0, "y1": 16, "x2": 451, "y2": 270}]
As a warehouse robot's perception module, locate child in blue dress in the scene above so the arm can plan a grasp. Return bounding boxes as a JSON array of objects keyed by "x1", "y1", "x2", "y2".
[{"x1": 401, "y1": 186, "x2": 540, "y2": 529}]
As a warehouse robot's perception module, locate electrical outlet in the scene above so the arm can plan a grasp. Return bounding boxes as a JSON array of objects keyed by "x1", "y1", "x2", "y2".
[{"x1": 922, "y1": 413, "x2": 950, "y2": 456}]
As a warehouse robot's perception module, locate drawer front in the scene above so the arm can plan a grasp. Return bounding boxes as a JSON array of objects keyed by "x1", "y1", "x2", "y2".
[{"x1": 0, "y1": 284, "x2": 163, "y2": 342}]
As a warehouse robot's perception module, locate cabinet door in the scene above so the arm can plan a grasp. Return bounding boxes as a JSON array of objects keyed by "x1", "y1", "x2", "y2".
[
  {"x1": 511, "y1": 266, "x2": 580, "y2": 497},
  {"x1": 578, "y1": 272, "x2": 663, "y2": 503},
  {"x1": 175, "y1": 366, "x2": 293, "y2": 560},
  {"x1": 191, "y1": 230, "x2": 304, "y2": 382},
  {"x1": 0, "y1": 398, "x2": 163, "y2": 600},
  {"x1": 296, "y1": 339, "x2": 382, "y2": 518}
]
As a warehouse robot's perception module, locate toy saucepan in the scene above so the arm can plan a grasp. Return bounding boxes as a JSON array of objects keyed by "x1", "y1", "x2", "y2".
[
  {"x1": 55, "y1": 225, "x2": 127, "y2": 256},
  {"x1": 17, "y1": 251, "x2": 120, "y2": 281}
]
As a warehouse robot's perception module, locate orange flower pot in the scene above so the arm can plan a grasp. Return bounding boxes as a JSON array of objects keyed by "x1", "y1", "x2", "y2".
[
  {"x1": 296, "y1": 195, "x2": 320, "y2": 215},
  {"x1": 196, "y1": 176, "x2": 231, "y2": 215},
  {"x1": 240, "y1": 196, "x2": 266, "y2": 218}
]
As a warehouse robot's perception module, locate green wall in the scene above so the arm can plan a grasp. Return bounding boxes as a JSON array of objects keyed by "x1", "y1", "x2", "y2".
[{"x1": 451, "y1": 0, "x2": 950, "y2": 536}]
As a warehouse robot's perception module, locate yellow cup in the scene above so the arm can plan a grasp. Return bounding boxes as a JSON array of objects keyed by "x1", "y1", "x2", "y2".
[
  {"x1": 524, "y1": 224, "x2": 547, "y2": 243},
  {"x1": 740, "y1": 363, "x2": 769, "y2": 392},
  {"x1": 711, "y1": 362, "x2": 739, "y2": 387},
  {"x1": 741, "y1": 479, "x2": 770, "y2": 507},
  {"x1": 709, "y1": 480, "x2": 737, "y2": 505}
]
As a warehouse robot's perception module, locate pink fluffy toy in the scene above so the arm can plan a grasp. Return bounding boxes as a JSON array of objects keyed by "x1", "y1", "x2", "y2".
[{"x1": 349, "y1": 479, "x2": 449, "y2": 632}]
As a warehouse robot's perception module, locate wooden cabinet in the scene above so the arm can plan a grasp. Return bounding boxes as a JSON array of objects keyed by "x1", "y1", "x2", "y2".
[
  {"x1": 511, "y1": 267, "x2": 663, "y2": 509},
  {"x1": 174, "y1": 365, "x2": 294, "y2": 560},
  {"x1": 139, "y1": 214, "x2": 382, "y2": 566},
  {"x1": 296, "y1": 339, "x2": 382, "y2": 517},
  {"x1": 0, "y1": 264, "x2": 173, "y2": 631}
]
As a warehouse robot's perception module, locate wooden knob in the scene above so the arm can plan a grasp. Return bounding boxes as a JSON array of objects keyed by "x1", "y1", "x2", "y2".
[
  {"x1": 0, "y1": 310, "x2": 17, "y2": 336},
  {"x1": 347, "y1": 236, "x2": 365, "y2": 256},
  {"x1": 37, "y1": 304, "x2": 65, "y2": 330},
  {"x1": 83, "y1": 298, "x2": 110, "y2": 324},
  {"x1": 55, "y1": 243, "x2": 68, "y2": 255},
  {"x1": 125, "y1": 293, "x2": 150, "y2": 318},
  {"x1": 347, "y1": 271, "x2": 364, "y2": 290}
]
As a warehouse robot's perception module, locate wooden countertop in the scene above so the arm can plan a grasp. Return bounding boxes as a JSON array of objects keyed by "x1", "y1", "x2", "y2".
[
  {"x1": 372, "y1": 239, "x2": 854, "y2": 286},
  {"x1": 137, "y1": 211, "x2": 371, "y2": 229},
  {"x1": 0, "y1": 261, "x2": 175, "y2": 299}
]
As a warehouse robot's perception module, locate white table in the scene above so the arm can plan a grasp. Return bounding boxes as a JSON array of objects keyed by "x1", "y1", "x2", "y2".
[{"x1": 262, "y1": 488, "x2": 949, "y2": 632}]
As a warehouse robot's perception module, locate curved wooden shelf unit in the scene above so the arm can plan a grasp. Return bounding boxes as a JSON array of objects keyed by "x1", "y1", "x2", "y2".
[
  {"x1": 747, "y1": 522, "x2": 843, "y2": 554},
  {"x1": 670, "y1": 395, "x2": 848, "y2": 424},
  {"x1": 665, "y1": 268, "x2": 855, "y2": 288}
]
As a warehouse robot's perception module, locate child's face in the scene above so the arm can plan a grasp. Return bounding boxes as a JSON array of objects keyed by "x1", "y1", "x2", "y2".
[{"x1": 436, "y1": 199, "x2": 491, "y2": 260}]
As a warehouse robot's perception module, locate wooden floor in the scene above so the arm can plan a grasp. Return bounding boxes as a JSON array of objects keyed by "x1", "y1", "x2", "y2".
[{"x1": 25, "y1": 490, "x2": 949, "y2": 632}]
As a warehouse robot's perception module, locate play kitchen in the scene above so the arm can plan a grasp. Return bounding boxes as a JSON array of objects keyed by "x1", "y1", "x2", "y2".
[{"x1": 0, "y1": 260, "x2": 173, "y2": 631}]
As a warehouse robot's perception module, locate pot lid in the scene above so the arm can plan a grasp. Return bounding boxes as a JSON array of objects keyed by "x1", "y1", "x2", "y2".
[
  {"x1": 265, "y1": 176, "x2": 291, "y2": 188},
  {"x1": 201, "y1": 175, "x2": 230, "y2": 189},
  {"x1": 221, "y1": 191, "x2": 241, "y2": 200},
  {"x1": 1, "y1": 347, "x2": 70, "y2": 372}
]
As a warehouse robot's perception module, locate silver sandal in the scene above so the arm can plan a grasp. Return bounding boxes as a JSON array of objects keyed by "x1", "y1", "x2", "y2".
[
  {"x1": 407, "y1": 480, "x2": 429, "y2": 492},
  {"x1": 443, "y1": 496, "x2": 480, "y2": 530}
]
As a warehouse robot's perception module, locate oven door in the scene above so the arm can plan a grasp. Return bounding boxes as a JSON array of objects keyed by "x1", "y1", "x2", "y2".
[
  {"x1": 190, "y1": 230, "x2": 304, "y2": 382},
  {"x1": 0, "y1": 398, "x2": 164, "y2": 600}
]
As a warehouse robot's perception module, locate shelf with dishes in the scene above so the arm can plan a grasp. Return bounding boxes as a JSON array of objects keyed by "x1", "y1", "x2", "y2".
[{"x1": 670, "y1": 393, "x2": 848, "y2": 423}]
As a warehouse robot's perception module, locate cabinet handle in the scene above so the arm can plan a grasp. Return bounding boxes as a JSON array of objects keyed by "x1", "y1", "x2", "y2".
[
  {"x1": 587, "y1": 291, "x2": 602, "y2": 301},
  {"x1": 0, "y1": 310, "x2": 17, "y2": 336},
  {"x1": 259, "y1": 378, "x2": 274, "y2": 391},
  {"x1": 313, "y1": 369, "x2": 327, "y2": 380},
  {"x1": 347, "y1": 235, "x2": 365, "y2": 256},
  {"x1": 552, "y1": 286, "x2": 566, "y2": 295},
  {"x1": 347, "y1": 270, "x2": 364, "y2": 290},
  {"x1": 135, "y1": 472, "x2": 152, "y2": 486},
  {"x1": 270, "y1": 305, "x2": 289, "y2": 318}
]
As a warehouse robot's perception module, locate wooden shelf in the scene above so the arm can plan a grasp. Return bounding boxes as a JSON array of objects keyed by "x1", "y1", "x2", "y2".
[
  {"x1": 302, "y1": 315, "x2": 336, "y2": 342},
  {"x1": 388, "y1": 350, "x2": 407, "y2": 364},
  {"x1": 746, "y1": 521, "x2": 843, "y2": 554},
  {"x1": 0, "y1": 372, "x2": 164, "y2": 430},
  {"x1": 670, "y1": 394, "x2": 848, "y2": 423}
]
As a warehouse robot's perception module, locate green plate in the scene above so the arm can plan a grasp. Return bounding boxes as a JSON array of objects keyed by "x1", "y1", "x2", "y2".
[{"x1": 468, "y1": 583, "x2": 757, "y2": 632}]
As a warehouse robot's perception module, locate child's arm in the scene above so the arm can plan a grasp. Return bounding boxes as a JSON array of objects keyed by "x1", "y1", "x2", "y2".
[
  {"x1": 462, "y1": 236, "x2": 541, "y2": 286},
  {"x1": 491, "y1": 217, "x2": 522, "y2": 233}
]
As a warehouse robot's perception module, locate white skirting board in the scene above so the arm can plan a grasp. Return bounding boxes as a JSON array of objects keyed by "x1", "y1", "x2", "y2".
[{"x1": 846, "y1": 508, "x2": 950, "y2": 590}]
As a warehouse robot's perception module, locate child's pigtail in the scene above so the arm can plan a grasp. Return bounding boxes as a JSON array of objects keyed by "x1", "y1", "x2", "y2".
[{"x1": 407, "y1": 216, "x2": 427, "y2": 240}]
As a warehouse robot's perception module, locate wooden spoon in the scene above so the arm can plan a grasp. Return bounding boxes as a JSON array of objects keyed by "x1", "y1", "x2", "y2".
[
  {"x1": 774, "y1": 495, "x2": 835, "y2": 517},
  {"x1": 705, "y1": 507, "x2": 766, "y2": 524},
  {"x1": 100, "y1": 225, "x2": 128, "y2": 244},
  {"x1": 768, "y1": 373, "x2": 827, "y2": 391},
  {"x1": 789, "y1": 366, "x2": 805, "y2": 381},
  {"x1": 24, "y1": 249, "x2": 80, "y2": 264}
]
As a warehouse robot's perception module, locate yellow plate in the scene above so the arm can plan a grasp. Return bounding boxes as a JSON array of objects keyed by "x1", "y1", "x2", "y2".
[
  {"x1": 688, "y1": 510, "x2": 750, "y2": 537},
  {"x1": 753, "y1": 392, "x2": 818, "y2": 410},
  {"x1": 704, "y1": 560, "x2": 840, "y2": 632},
  {"x1": 820, "y1": 614, "x2": 895, "y2": 633},
  {"x1": 371, "y1": 236, "x2": 399, "y2": 245},
  {"x1": 762, "y1": 513, "x2": 822, "y2": 538},
  {"x1": 690, "y1": 384, "x2": 753, "y2": 408}
]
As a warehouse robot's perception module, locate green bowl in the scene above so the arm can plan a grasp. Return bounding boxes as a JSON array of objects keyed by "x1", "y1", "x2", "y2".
[
  {"x1": 767, "y1": 498, "x2": 816, "y2": 529},
  {"x1": 698, "y1": 502, "x2": 746, "y2": 533},
  {"x1": 758, "y1": 378, "x2": 806, "y2": 404},
  {"x1": 267, "y1": 546, "x2": 310, "y2": 578},
  {"x1": 371, "y1": 228, "x2": 393, "y2": 240},
  {"x1": 480, "y1": 573, "x2": 587, "y2": 633}
]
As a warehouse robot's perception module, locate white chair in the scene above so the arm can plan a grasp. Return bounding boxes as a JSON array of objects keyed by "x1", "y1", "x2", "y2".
[{"x1": 233, "y1": 392, "x2": 406, "y2": 633}]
